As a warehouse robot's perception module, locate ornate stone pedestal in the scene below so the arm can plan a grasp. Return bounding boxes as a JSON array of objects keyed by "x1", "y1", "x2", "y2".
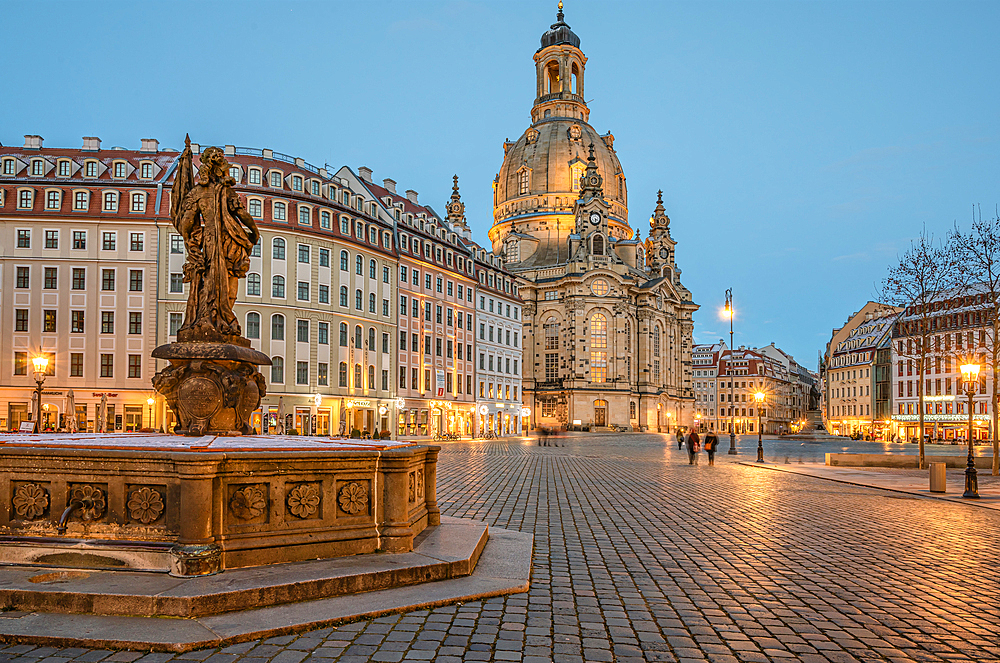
[{"x1": 152, "y1": 341, "x2": 270, "y2": 436}]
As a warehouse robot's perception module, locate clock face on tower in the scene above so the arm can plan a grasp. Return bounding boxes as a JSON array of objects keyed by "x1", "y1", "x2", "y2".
[{"x1": 589, "y1": 211, "x2": 601, "y2": 225}]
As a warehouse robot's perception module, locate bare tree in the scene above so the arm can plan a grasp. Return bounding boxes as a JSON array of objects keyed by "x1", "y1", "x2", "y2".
[
  {"x1": 953, "y1": 209, "x2": 1000, "y2": 475},
  {"x1": 881, "y1": 228, "x2": 966, "y2": 469}
]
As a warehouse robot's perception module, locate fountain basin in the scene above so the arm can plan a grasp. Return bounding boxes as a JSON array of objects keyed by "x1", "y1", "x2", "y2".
[{"x1": 0, "y1": 434, "x2": 439, "y2": 576}]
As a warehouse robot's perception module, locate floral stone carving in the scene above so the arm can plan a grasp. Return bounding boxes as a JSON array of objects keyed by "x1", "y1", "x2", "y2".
[
  {"x1": 287, "y1": 483, "x2": 321, "y2": 519},
  {"x1": 13, "y1": 483, "x2": 48, "y2": 520},
  {"x1": 338, "y1": 482, "x2": 369, "y2": 515},
  {"x1": 127, "y1": 487, "x2": 165, "y2": 524},
  {"x1": 408, "y1": 472, "x2": 416, "y2": 503},
  {"x1": 230, "y1": 485, "x2": 268, "y2": 520},
  {"x1": 69, "y1": 485, "x2": 106, "y2": 521}
]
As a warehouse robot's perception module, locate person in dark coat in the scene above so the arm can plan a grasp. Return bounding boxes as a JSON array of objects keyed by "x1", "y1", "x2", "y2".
[
  {"x1": 686, "y1": 430, "x2": 701, "y2": 465},
  {"x1": 676, "y1": 430, "x2": 684, "y2": 450},
  {"x1": 704, "y1": 431, "x2": 719, "y2": 466}
]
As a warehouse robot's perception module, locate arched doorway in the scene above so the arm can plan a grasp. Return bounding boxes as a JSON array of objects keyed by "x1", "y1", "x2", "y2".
[{"x1": 594, "y1": 399, "x2": 607, "y2": 427}]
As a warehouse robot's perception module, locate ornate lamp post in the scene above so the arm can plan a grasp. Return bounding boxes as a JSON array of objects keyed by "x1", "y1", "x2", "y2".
[
  {"x1": 960, "y1": 361, "x2": 981, "y2": 499},
  {"x1": 146, "y1": 397, "x2": 155, "y2": 430},
  {"x1": 754, "y1": 391, "x2": 765, "y2": 462},
  {"x1": 665, "y1": 411, "x2": 673, "y2": 434},
  {"x1": 31, "y1": 356, "x2": 48, "y2": 434},
  {"x1": 723, "y1": 289, "x2": 737, "y2": 454}
]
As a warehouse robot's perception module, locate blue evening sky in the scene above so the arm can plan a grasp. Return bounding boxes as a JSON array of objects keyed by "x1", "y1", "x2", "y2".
[{"x1": 4, "y1": 0, "x2": 998, "y2": 369}]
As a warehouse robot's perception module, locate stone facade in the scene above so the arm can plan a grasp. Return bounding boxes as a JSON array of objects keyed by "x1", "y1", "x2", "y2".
[{"x1": 486, "y1": 10, "x2": 698, "y2": 431}]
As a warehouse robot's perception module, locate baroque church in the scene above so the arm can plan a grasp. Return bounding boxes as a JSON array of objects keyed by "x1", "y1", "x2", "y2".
[{"x1": 487, "y1": 5, "x2": 699, "y2": 432}]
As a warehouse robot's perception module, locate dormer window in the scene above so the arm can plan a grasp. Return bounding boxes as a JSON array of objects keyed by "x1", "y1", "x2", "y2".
[
  {"x1": 31, "y1": 160, "x2": 44, "y2": 176},
  {"x1": 248, "y1": 168, "x2": 261, "y2": 185},
  {"x1": 140, "y1": 162, "x2": 153, "y2": 179},
  {"x1": 270, "y1": 171, "x2": 282, "y2": 187},
  {"x1": 113, "y1": 162, "x2": 127, "y2": 179},
  {"x1": 2, "y1": 158, "x2": 14, "y2": 175},
  {"x1": 58, "y1": 160, "x2": 71, "y2": 177},
  {"x1": 84, "y1": 161, "x2": 98, "y2": 178},
  {"x1": 229, "y1": 166, "x2": 242, "y2": 182},
  {"x1": 311, "y1": 180, "x2": 320, "y2": 196},
  {"x1": 292, "y1": 175, "x2": 303, "y2": 191}
]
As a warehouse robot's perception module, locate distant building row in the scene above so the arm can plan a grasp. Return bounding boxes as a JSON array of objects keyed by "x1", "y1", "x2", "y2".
[
  {"x1": 822, "y1": 293, "x2": 996, "y2": 442},
  {"x1": 690, "y1": 341, "x2": 818, "y2": 435},
  {"x1": 0, "y1": 135, "x2": 524, "y2": 438}
]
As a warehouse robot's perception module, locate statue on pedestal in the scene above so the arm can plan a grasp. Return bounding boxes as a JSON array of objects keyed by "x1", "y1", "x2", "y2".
[{"x1": 152, "y1": 137, "x2": 271, "y2": 436}]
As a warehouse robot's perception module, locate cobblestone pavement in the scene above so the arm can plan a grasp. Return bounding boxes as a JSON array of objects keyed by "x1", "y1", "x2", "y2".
[{"x1": 3, "y1": 433, "x2": 999, "y2": 663}]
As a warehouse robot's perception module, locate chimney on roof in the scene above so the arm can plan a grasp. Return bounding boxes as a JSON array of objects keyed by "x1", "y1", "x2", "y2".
[
  {"x1": 82, "y1": 137, "x2": 101, "y2": 151},
  {"x1": 140, "y1": 138, "x2": 159, "y2": 153},
  {"x1": 383, "y1": 178, "x2": 397, "y2": 193},
  {"x1": 405, "y1": 189, "x2": 419, "y2": 204},
  {"x1": 358, "y1": 166, "x2": 373, "y2": 182},
  {"x1": 23, "y1": 135, "x2": 43, "y2": 150}
]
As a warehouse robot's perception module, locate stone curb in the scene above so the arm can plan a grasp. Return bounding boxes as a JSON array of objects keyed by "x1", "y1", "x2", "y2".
[{"x1": 0, "y1": 526, "x2": 532, "y2": 652}]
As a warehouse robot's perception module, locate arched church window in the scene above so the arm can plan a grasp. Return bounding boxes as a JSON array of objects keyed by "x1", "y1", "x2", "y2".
[
  {"x1": 590, "y1": 313, "x2": 608, "y2": 383},
  {"x1": 571, "y1": 63, "x2": 580, "y2": 95},
  {"x1": 571, "y1": 163, "x2": 584, "y2": 192},
  {"x1": 653, "y1": 325, "x2": 661, "y2": 357},
  {"x1": 518, "y1": 169, "x2": 529, "y2": 196},
  {"x1": 544, "y1": 316, "x2": 559, "y2": 350},
  {"x1": 546, "y1": 60, "x2": 559, "y2": 95},
  {"x1": 592, "y1": 234, "x2": 604, "y2": 256}
]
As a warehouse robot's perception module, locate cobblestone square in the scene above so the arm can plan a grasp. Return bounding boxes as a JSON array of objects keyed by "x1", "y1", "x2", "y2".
[{"x1": 2, "y1": 434, "x2": 998, "y2": 663}]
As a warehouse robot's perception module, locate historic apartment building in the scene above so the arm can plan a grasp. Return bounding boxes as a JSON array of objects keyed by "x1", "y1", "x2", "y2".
[
  {"x1": 487, "y1": 8, "x2": 698, "y2": 431},
  {"x1": 0, "y1": 136, "x2": 400, "y2": 436},
  {"x1": 0, "y1": 136, "x2": 166, "y2": 432},
  {"x1": 890, "y1": 287, "x2": 994, "y2": 442},
  {"x1": 351, "y1": 167, "x2": 479, "y2": 438},
  {"x1": 822, "y1": 301, "x2": 902, "y2": 439}
]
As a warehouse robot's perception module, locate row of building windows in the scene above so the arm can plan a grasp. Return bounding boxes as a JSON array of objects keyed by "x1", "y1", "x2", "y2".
[
  {"x1": 399, "y1": 266, "x2": 474, "y2": 302},
  {"x1": 398, "y1": 297, "x2": 473, "y2": 328},
  {"x1": 266, "y1": 359, "x2": 390, "y2": 390},
  {"x1": 398, "y1": 367, "x2": 473, "y2": 395},
  {"x1": 477, "y1": 323, "x2": 519, "y2": 347},
  {"x1": 478, "y1": 353, "x2": 519, "y2": 374},
  {"x1": 15, "y1": 229, "x2": 144, "y2": 251},
  {"x1": 14, "y1": 309, "x2": 143, "y2": 334},
  {"x1": 12, "y1": 351, "x2": 140, "y2": 378},
  {"x1": 13, "y1": 266, "x2": 144, "y2": 291},
  {"x1": 397, "y1": 332, "x2": 472, "y2": 361},
  {"x1": 2, "y1": 157, "x2": 156, "y2": 180},
  {"x1": 10, "y1": 188, "x2": 152, "y2": 213},
  {"x1": 479, "y1": 295, "x2": 519, "y2": 319},
  {"x1": 478, "y1": 382, "x2": 518, "y2": 400}
]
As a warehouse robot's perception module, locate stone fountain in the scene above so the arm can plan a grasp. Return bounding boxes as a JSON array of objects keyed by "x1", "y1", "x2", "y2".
[{"x1": 0, "y1": 140, "x2": 440, "y2": 578}]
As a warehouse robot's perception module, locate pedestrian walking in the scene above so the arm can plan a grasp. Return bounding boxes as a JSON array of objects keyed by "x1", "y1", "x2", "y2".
[
  {"x1": 676, "y1": 430, "x2": 685, "y2": 450},
  {"x1": 704, "y1": 431, "x2": 718, "y2": 466},
  {"x1": 686, "y1": 430, "x2": 701, "y2": 465}
]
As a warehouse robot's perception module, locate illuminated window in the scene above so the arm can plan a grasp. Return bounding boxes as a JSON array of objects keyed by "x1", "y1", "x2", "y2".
[
  {"x1": 590, "y1": 313, "x2": 608, "y2": 383},
  {"x1": 591, "y1": 279, "x2": 609, "y2": 296}
]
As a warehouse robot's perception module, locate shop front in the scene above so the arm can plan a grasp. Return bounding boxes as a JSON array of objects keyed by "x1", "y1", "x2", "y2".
[
  {"x1": 2, "y1": 390, "x2": 156, "y2": 433},
  {"x1": 892, "y1": 413, "x2": 992, "y2": 443},
  {"x1": 475, "y1": 401, "x2": 523, "y2": 437}
]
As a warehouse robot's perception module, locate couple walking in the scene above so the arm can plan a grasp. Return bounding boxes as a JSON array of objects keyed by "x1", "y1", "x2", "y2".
[{"x1": 676, "y1": 430, "x2": 719, "y2": 466}]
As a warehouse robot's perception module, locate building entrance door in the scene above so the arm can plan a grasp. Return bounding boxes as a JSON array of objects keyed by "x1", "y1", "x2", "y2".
[
  {"x1": 317, "y1": 411, "x2": 330, "y2": 436},
  {"x1": 594, "y1": 400, "x2": 608, "y2": 427},
  {"x1": 8, "y1": 403, "x2": 26, "y2": 432},
  {"x1": 124, "y1": 406, "x2": 142, "y2": 432}
]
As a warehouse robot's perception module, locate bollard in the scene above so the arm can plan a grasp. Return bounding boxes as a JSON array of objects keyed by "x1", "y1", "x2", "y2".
[{"x1": 929, "y1": 462, "x2": 946, "y2": 493}]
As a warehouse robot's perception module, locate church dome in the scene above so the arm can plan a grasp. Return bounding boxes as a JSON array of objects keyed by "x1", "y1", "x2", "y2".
[{"x1": 493, "y1": 118, "x2": 628, "y2": 228}]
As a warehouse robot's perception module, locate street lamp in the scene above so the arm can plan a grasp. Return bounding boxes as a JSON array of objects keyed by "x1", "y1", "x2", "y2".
[
  {"x1": 960, "y1": 361, "x2": 981, "y2": 499},
  {"x1": 754, "y1": 391, "x2": 765, "y2": 462},
  {"x1": 722, "y1": 289, "x2": 737, "y2": 454},
  {"x1": 31, "y1": 355, "x2": 48, "y2": 434},
  {"x1": 147, "y1": 397, "x2": 155, "y2": 430},
  {"x1": 665, "y1": 411, "x2": 673, "y2": 434}
]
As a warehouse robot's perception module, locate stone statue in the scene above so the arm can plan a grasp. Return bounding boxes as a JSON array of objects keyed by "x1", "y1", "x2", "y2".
[
  {"x1": 152, "y1": 137, "x2": 271, "y2": 436},
  {"x1": 173, "y1": 139, "x2": 260, "y2": 343}
]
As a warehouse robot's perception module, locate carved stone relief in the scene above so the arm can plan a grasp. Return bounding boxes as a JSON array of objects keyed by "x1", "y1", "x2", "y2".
[
  {"x1": 230, "y1": 484, "x2": 268, "y2": 521},
  {"x1": 286, "y1": 483, "x2": 322, "y2": 519},
  {"x1": 338, "y1": 481, "x2": 369, "y2": 516},
  {"x1": 127, "y1": 486, "x2": 165, "y2": 525},
  {"x1": 12, "y1": 483, "x2": 48, "y2": 520}
]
